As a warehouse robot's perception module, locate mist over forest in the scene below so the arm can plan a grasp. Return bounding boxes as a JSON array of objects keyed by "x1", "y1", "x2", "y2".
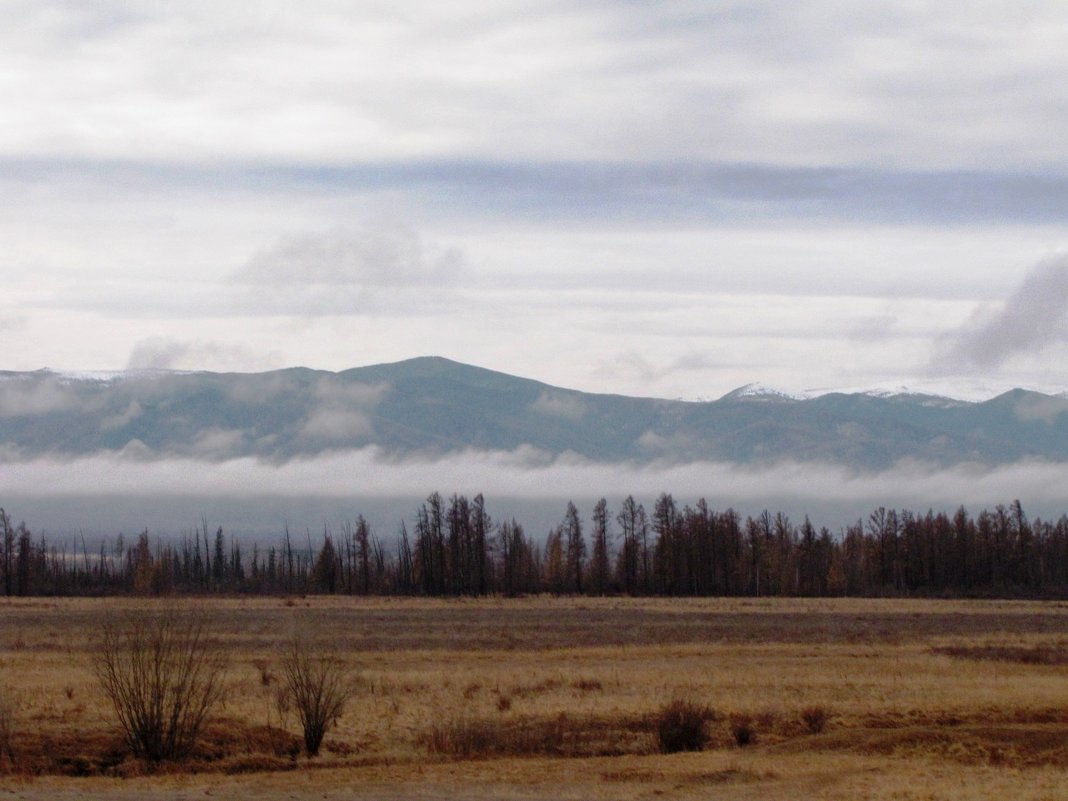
[{"x1": 7, "y1": 357, "x2": 1068, "y2": 550}]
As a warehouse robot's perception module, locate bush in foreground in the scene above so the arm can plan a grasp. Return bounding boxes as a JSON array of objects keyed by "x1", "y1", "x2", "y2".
[
  {"x1": 654, "y1": 699, "x2": 714, "y2": 753},
  {"x1": 94, "y1": 607, "x2": 227, "y2": 763},
  {"x1": 277, "y1": 637, "x2": 352, "y2": 757}
]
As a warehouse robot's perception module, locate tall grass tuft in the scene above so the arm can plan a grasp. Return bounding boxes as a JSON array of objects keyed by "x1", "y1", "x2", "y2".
[
  {"x1": 729, "y1": 713, "x2": 755, "y2": 746},
  {"x1": 800, "y1": 705, "x2": 830, "y2": 734}
]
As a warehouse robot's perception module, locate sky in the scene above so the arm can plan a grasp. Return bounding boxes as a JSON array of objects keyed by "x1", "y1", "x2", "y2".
[{"x1": 5, "y1": 2, "x2": 1068, "y2": 403}]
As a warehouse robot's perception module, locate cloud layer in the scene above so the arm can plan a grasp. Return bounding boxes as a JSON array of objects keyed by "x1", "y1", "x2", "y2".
[
  {"x1": 6, "y1": 3, "x2": 1068, "y2": 170},
  {"x1": 5, "y1": 448, "x2": 1068, "y2": 525}
]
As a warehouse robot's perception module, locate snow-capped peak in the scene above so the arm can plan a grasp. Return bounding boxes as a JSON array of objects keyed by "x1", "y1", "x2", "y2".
[{"x1": 720, "y1": 382, "x2": 805, "y2": 402}]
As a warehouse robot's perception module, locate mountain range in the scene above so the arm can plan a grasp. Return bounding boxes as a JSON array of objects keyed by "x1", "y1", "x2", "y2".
[{"x1": 2, "y1": 356, "x2": 1068, "y2": 468}]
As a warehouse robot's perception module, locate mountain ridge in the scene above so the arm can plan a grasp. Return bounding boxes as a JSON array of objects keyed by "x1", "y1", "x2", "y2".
[
  {"x1": 2, "y1": 356, "x2": 1068, "y2": 468},
  {"x1": 15, "y1": 357, "x2": 1056, "y2": 405}
]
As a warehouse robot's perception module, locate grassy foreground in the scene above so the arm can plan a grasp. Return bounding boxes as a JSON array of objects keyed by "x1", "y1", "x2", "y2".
[{"x1": 2, "y1": 595, "x2": 1068, "y2": 800}]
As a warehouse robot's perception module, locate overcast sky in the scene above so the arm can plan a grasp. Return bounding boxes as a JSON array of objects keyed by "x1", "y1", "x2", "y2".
[{"x1": 6, "y1": 1, "x2": 1068, "y2": 400}]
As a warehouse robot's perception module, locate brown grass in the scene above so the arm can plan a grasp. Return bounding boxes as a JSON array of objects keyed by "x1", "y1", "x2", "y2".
[
  {"x1": 0, "y1": 687, "x2": 18, "y2": 769},
  {"x1": 420, "y1": 712, "x2": 653, "y2": 758},
  {"x1": 3, "y1": 595, "x2": 1068, "y2": 798}
]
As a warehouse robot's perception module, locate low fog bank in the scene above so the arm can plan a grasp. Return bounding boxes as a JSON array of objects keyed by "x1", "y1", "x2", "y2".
[{"x1": 6, "y1": 448, "x2": 1068, "y2": 545}]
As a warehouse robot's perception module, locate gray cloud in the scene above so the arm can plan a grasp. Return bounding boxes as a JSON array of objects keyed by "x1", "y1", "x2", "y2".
[
  {"x1": 236, "y1": 224, "x2": 464, "y2": 288},
  {"x1": 936, "y1": 255, "x2": 1068, "y2": 369},
  {"x1": 15, "y1": 159, "x2": 1068, "y2": 228},
  {"x1": 8, "y1": 3, "x2": 1068, "y2": 170},
  {"x1": 126, "y1": 337, "x2": 282, "y2": 371}
]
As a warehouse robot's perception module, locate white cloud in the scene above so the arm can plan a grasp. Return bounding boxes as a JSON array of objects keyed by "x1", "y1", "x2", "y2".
[
  {"x1": 1014, "y1": 395, "x2": 1068, "y2": 425},
  {"x1": 312, "y1": 379, "x2": 391, "y2": 407},
  {"x1": 298, "y1": 378, "x2": 390, "y2": 441},
  {"x1": 0, "y1": 375, "x2": 85, "y2": 417},
  {"x1": 529, "y1": 390, "x2": 586, "y2": 421},
  {"x1": 100, "y1": 399, "x2": 142, "y2": 431},
  {"x1": 300, "y1": 408, "x2": 373, "y2": 440},
  {"x1": 188, "y1": 427, "x2": 247, "y2": 458},
  {"x1": 116, "y1": 438, "x2": 154, "y2": 461}
]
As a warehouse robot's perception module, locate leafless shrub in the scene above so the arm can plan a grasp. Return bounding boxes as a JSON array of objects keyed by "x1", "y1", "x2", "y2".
[
  {"x1": 729, "y1": 713, "x2": 755, "y2": 746},
  {"x1": 653, "y1": 699, "x2": 714, "y2": 753},
  {"x1": 94, "y1": 607, "x2": 227, "y2": 763},
  {"x1": 801, "y1": 705, "x2": 830, "y2": 734},
  {"x1": 277, "y1": 636, "x2": 352, "y2": 757}
]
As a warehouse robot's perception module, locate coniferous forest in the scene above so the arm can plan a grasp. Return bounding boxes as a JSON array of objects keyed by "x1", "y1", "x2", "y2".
[{"x1": 3, "y1": 493, "x2": 1068, "y2": 598}]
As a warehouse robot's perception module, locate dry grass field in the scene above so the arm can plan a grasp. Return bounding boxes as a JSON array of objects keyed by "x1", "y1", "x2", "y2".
[{"x1": 3, "y1": 595, "x2": 1068, "y2": 799}]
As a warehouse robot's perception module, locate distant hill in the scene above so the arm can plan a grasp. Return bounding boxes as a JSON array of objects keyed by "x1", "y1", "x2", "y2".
[{"x1": 2, "y1": 356, "x2": 1068, "y2": 467}]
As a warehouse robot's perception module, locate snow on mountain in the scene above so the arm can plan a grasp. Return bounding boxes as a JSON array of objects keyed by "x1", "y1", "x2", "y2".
[
  {"x1": 718, "y1": 383, "x2": 807, "y2": 402},
  {"x1": 49, "y1": 368, "x2": 196, "y2": 383}
]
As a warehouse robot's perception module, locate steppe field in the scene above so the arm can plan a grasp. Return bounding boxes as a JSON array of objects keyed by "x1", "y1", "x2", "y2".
[{"x1": 3, "y1": 595, "x2": 1068, "y2": 800}]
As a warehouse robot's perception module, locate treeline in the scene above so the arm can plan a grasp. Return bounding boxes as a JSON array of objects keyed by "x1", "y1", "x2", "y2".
[{"x1": 4, "y1": 493, "x2": 1068, "y2": 598}]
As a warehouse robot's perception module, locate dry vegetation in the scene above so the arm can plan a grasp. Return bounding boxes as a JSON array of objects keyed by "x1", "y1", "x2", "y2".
[{"x1": 2, "y1": 595, "x2": 1068, "y2": 799}]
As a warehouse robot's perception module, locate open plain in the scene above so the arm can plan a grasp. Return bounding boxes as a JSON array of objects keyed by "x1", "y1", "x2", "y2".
[{"x1": 2, "y1": 595, "x2": 1068, "y2": 800}]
